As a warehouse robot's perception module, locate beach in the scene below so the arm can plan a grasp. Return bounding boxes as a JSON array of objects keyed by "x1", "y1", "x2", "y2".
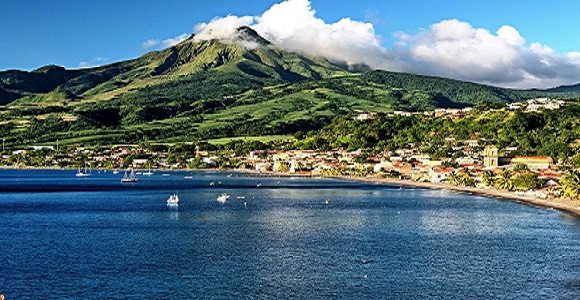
[{"x1": 344, "y1": 176, "x2": 580, "y2": 218}]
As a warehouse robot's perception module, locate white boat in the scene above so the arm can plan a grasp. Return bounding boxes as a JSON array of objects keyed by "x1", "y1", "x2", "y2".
[
  {"x1": 325, "y1": 199, "x2": 331, "y2": 205},
  {"x1": 217, "y1": 193, "x2": 230, "y2": 203},
  {"x1": 143, "y1": 166, "x2": 154, "y2": 176},
  {"x1": 162, "y1": 173, "x2": 170, "y2": 177},
  {"x1": 167, "y1": 193, "x2": 179, "y2": 207},
  {"x1": 75, "y1": 167, "x2": 91, "y2": 177},
  {"x1": 121, "y1": 169, "x2": 139, "y2": 183},
  {"x1": 184, "y1": 176, "x2": 193, "y2": 179},
  {"x1": 112, "y1": 170, "x2": 120, "y2": 175}
]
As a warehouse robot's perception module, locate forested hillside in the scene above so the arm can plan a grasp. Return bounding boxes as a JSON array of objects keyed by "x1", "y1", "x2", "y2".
[{"x1": 0, "y1": 27, "x2": 579, "y2": 147}]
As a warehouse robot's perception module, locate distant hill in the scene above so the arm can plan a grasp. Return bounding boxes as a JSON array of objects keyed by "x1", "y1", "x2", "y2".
[
  {"x1": 0, "y1": 27, "x2": 578, "y2": 146},
  {"x1": 542, "y1": 83, "x2": 580, "y2": 94}
]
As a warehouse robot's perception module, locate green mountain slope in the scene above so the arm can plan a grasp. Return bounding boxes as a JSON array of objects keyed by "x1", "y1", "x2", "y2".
[{"x1": 0, "y1": 27, "x2": 579, "y2": 147}]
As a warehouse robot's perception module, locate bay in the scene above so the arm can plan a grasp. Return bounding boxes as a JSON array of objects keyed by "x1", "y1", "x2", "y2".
[{"x1": 0, "y1": 170, "x2": 579, "y2": 299}]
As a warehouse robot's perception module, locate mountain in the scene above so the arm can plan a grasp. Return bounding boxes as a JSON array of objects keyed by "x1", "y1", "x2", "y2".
[
  {"x1": 0, "y1": 65, "x2": 84, "y2": 104},
  {"x1": 542, "y1": 83, "x2": 580, "y2": 94},
  {"x1": 0, "y1": 27, "x2": 579, "y2": 146}
]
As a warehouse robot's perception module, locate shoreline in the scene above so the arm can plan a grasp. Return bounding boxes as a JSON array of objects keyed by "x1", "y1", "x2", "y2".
[
  {"x1": 338, "y1": 175, "x2": 580, "y2": 218},
  {"x1": 1, "y1": 167, "x2": 578, "y2": 217},
  {"x1": 235, "y1": 171, "x2": 580, "y2": 218}
]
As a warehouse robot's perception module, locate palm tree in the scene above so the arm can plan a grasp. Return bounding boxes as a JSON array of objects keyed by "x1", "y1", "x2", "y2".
[
  {"x1": 482, "y1": 171, "x2": 495, "y2": 187},
  {"x1": 448, "y1": 171, "x2": 460, "y2": 186},
  {"x1": 457, "y1": 172, "x2": 471, "y2": 186},
  {"x1": 559, "y1": 170, "x2": 580, "y2": 200},
  {"x1": 495, "y1": 170, "x2": 514, "y2": 191}
]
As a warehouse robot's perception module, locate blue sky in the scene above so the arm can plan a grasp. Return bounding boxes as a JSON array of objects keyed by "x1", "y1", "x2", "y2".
[{"x1": 1, "y1": 0, "x2": 579, "y2": 88}]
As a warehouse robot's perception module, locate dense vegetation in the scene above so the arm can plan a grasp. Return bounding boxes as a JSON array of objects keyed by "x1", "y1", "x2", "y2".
[{"x1": 295, "y1": 103, "x2": 580, "y2": 163}]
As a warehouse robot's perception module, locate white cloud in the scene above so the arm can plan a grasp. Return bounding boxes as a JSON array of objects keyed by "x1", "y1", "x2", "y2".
[
  {"x1": 162, "y1": 33, "x2": 189, "y2": 47},
  {"x1": 192, "y1": 0, "x2": 391, "y2": 69},
  {"x1": 397, "y1": 19, "x2": 580, "y2": 88},
  {"x1": 185, "y1": 0, "x2": 580, "y2": 88},
  {"x1": 142, "y1": 38, "x2": 160, "y2": 49},
  {"x1": 78, "y1": 57, "x2": 109, "y2": 69},
  {"x1": 194, "y1": 15, "x2": 255, "y2": 41},
  {"x1": 78, "y1": 61, "x2": 93, "y2": 68}
]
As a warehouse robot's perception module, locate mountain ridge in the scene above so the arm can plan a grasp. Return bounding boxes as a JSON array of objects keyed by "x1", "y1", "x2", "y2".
[
  {"x1": 2, "y1": 26, "x2": 578, "y2": 106},
  {"x1": 0, "y1": 27, "x2": 579, "y2": 146}
]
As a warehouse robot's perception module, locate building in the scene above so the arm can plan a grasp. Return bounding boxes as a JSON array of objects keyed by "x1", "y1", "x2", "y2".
[
  {"x1": 483, "y1": 145, "x2": 499, "y2": 168},
  {"x1": 511, "y1": 156, "x2": 553, "y2": 170}
]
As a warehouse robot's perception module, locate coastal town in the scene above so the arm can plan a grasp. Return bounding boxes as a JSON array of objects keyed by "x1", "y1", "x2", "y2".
[{"x1": 2, "y1": 98, "x2": 578, "y2": 211}]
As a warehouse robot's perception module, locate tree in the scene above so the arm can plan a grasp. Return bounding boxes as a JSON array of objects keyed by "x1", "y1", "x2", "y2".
[
  {"x1": 481, "y1": 171, "x2": 495, "y2": 187},
  {"x1": 513, "y1": 173, "x2": 543, "y2": 191},
  {"x1": 458, "y1": 172, "x2": 475, "y2": 187},
  {"x1": 513, "y1": 163, "x2": 528, "y2": 172},
  {"x1": 449, "y1": 171, "x2": 460, "y2": 186},
  {"x1": 559, "y1": 171, "x2": 580, "y2": 200},
  {"x1": 495, "y1": 170, "x2": 514, "y2": 191}
]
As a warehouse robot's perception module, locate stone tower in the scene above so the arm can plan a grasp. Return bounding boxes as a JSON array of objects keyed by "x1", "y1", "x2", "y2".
[{"x1": 483, "y1": 145, "x2": 499, "y2": 168}]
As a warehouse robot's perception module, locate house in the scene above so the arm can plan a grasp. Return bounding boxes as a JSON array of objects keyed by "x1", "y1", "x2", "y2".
[
  {"x1": 132, "y1": 159, "x2": 148, "y2": 167},
  {"x1": 511, "y1": 156, "x2": 553, "y2": 170},
  {"x1": 354, "y1": 112, "x2": 375, "y2": 120},
  {"x1": 373, "y1": 160, "x2": 394, "y2": 173},
  {"x1": 30, "y1": 145, "x2": 55, "y2": 151},
  {"x1": 255, "y1": 162, "x2": 271, "y2": 172},
  {"x1": 429, "y1": 166, "x2": 455, "y2": 183}
]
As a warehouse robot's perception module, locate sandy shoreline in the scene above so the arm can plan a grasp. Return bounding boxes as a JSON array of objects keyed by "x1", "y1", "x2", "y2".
[
  {"x1": 336, "y1": 176, "x2": 580, "y2": 218},
  {"x1": 1, "y1": 167, "x2": 579, "y2": 217}
]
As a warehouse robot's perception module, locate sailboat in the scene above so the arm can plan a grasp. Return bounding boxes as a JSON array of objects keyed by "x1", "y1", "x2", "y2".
[
  {"x1": 75, "y1": 165, "x2": 91, "y2": 177},
  {"x1": 167, "y1": 193, "x2": 179, "y2": 207},
  {"x1": 143, "y1": 163, "x2": 154, "y2": 176},
  {"x1": 121, "y1": 168, "x2": 139, "y2": 183}
]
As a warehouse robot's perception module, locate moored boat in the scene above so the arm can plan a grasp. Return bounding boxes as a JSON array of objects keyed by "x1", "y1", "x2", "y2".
[
  {"x1": 217, "y1": 193, "x2": 230, "y2": 203},
  {"x1": 121, "y1": 169, "x2": 139, "y2": 183},
  {"x1": 167, "y1": 193, "x2": 179, "y2": 207}
]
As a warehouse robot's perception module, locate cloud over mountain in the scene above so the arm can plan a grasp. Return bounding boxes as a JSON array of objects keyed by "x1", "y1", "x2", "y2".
[{"x1": 190, "y1": 0, "x2": 580, "y2": 89}]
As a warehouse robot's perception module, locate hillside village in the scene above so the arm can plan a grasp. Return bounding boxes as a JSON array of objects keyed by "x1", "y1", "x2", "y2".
[{"x1": 2, "y1": 97, "x2": 578, "y2": 200}]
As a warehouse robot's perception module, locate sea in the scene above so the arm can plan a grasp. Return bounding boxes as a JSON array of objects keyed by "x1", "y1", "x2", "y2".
[{"x1": 0, "y1": 169, "x2": 579, "y2": 299}]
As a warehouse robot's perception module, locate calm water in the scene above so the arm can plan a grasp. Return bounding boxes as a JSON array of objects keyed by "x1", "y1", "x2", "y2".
[{"x1": 0, "y1": 170, "x2": 579, "y2": 299}]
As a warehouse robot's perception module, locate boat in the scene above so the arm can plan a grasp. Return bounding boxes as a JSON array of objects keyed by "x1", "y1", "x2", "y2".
[
  {"x1": 217, "y1": 193, "x2": 230, "y2": 203},
  {"x1": 162, "y1": 173, "x2": 170, "y2": 177},
  {"x1": 236, "y1": 196, "x2": 246, "y2": 200},
  {"x1": 143, "y1": 165, "x2": 154, "y2": 176},
  {"x1": 184, "y1": 176, "x2": 193, "y2": 179},
  {"x1": 121, "y1": 169, "x2": 139, "y2": 183},
  {"x1": 112, "y1": 170, "x2": 120, "y2": 175},
  {"x1": 75, "y1": 167, "x2": 91, "y2": 177},
  {"x1": 167, "y1": 193, "x2": 179, "y2": 207},
  {"x1": 325, "y1": 199, "x2": 331, "y2": 205}
]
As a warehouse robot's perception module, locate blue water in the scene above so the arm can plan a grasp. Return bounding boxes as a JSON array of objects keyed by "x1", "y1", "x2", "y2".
[{"x1": 0, "y1": 170, "x2": 579, "y2": 299}]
